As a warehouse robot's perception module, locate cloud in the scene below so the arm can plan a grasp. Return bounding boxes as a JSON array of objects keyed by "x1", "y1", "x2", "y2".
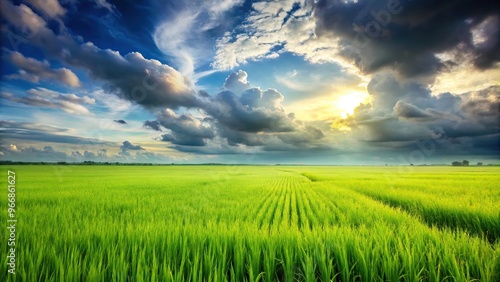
[
  {"x1": 202, "y1": 72, "x2": 295, "y2": 135},
  {"x1": 0, "y1": 120, "x2": 68, "y2": 133},
  {"x1": 143, "y1": 120, "x2": 161, "y2": 131},
  {"x1": 24, "y1": 0, "x2": 66, "y2": 19},
  {"x1": 393, "y1": 101, "x2": 432, "y2": 119},
  {"x1": 0, "y1": 144, "x2": 175, "y2": 163},
  {"x1": 212, "y1": 0, "x2": 341, "y2": 70},
  {"x1": 90, "y1": 89, "x2": 135, "y2": 115},
  {"x1": 157, "y1": 109, "x2": 214, "y2": 146},
  {"x1": 0, "y1": 1, "x2": 52, "y2": 41},
  {"x1": 5, "y1": 51, "x2": 80, "y2": 87},
  {"x1": 153, "y1": 0, "x2": 243, "y2": 78},
  {"x1": 334, "y1": 73, "x2": 500, "y2": 156},
  {"x1": 0, "y1": 145, "x2": 68, "y2": 162},
  {"x1": 91, "y1": 0, "x2": 116, "y2": 13},
  {"x1": 1, "y1": 1, "x2": 200, "y2": 109},
  {"x1": 459, "y1": 86, "x2": 500, "y2": 129},
  {"x1": 0, "y1": 88, "x2": 95, "y2": 115},
  {"x1": 151, "y1": 71, "x2": 329, "y2": 153},
  {"x1": 113, "y1": 119, "x2": 127, "y2": 124},
  {"x1": 0, "y1": 120, "x2": 114, "y2": 146},
  {"x1": 120, "y1": 141, "x2": 144, "y2": 151},
  {"x1": 313, "y1": 0, "x2": 500, "y2": 78},
  {"x1": 205, "y1": 88, "x2": 293, "y2": 133},
  {"x1": 64, "y1": 46, "x2": 199, "y2": 109},
  {"x1": 223, "y1": 70, "x2": 252, "y2": 94},
  {"x1": 212, "y1": 0, "x2": 499, "y2": 88}
]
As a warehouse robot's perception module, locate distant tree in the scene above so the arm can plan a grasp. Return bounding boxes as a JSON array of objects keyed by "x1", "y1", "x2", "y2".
[
  {"x1": 477, "y1": 162, "x2": 483, "y2": 166},
  {"x1": 410, "y1": 163, "x2": 414, "y2": 166},
  {"x1": 452, "y1": 161, "x2": 462, "y2": 166},
  {"x1": 462, "y1": 160, "x2": 469, "y2": 166}
]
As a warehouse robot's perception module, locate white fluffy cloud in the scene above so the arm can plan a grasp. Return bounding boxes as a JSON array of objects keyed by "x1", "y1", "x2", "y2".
[{"x1": 211, "y1": 0, "x2": 343, "y2": 70}]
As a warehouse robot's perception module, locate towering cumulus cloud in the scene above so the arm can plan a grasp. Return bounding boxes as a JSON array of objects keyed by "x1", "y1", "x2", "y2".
[
  {"x1": 313, "y1": 0, "x2": 500, "y2": 78},
  {"x1": 143, "y1": 70, "x2": 328, "y2": 154}
]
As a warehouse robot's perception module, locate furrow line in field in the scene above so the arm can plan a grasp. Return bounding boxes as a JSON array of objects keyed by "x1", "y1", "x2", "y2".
[
  {"x1": 350, "y1": 188, "x2": 500, "y2": 243},
  {"x1": 303, "y1": 183, "x2": 333, "y2": 227},
  {"x1": 313, "y1": 186, "x2": 348, "y2": 225},
  {"x1": 297, "y1": 180, "x2": 322, "y2": 228},
  {"x1": 295, "y1": 180, "x2": 310, "y2": 230},
  {"x1": 259, "y1": 177, "x2": 286, "y2": 229},
  {"x1": 292, "y1": 170, "x2": 348, "y2": 226},
  {"x1": 266, "y1": 176, "x2": 288, "y2": 230},
  {"x1": 270, "y1": 176, "x2": 288, "y2": 229},
  {"x1": 315, "y1": 185, "x2": 429, "y2": 230},
  {"x1": 246, "y1": 177, "x2": 279, "y2": 222},
  {"x1": 298, "y1": 181, "x2": 316, "y2": 230},
  {"x1": 291, "y1": 178, "x2": 301, "y2": 228},
  {"x1": 253, "y1": 178, "x2": 281, "y2": 228},
  {"x1": 284, "y1": 175, "x2": 294, "y2": 227},
  {"x1": 281, "y1": 180, "x2": 291, "y2": 228}
]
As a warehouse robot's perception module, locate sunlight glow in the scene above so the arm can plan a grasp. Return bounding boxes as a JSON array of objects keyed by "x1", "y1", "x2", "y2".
[{"x1": 333, "y1": 92, "x2": 368, "y2": 118}]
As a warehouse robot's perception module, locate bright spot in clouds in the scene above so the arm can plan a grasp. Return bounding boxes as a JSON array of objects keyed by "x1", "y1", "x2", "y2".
[{"x1": 333, "y1": 92, "x2": 368, "y2": 118}]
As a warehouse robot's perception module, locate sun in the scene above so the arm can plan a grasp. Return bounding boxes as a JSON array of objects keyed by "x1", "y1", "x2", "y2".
[{"x1": 333, "y1": 92, "x2": 369, "y2": 118}]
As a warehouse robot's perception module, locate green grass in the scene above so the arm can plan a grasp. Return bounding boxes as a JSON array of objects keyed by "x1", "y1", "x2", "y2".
[{"x1": 1, "y1": 165, "x2": 499, "y2": 281}]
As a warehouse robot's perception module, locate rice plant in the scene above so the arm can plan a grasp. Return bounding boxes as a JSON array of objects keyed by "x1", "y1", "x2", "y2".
[{"x1": 1, "y1": 165, "x2": 498, "y2": 281}]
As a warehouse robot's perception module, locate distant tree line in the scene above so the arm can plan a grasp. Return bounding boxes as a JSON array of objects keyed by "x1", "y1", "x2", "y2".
[
  {"x1": 451, "y1": 160, "x2": 485, "y2": 166},
  {"x1": 0, "y1": 160, "x2": 156, "y2": 166}
]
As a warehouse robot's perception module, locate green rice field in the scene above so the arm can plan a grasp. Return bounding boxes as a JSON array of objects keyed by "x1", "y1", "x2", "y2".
[{"x1": 1, "y1": 165, "x2": 499, "y2": 281}]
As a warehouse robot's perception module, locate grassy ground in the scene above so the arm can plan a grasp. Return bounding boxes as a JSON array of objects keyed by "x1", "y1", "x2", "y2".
[{"x1": 1, "y1": 165, "x2": 499, "y2": 281}]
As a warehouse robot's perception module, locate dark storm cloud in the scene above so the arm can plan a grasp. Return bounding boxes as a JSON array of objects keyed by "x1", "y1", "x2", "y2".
[
  {"x1": 168, "y1": 143, "x2": 252, "y2": 155},
  {"x1": 338, "y1": 74, "x2": 499, "y2": 155},
  {"x1": 313, "y1": 0, "x2": 500, "y2": 77},
  {"x1": 113, "y1": 119, "x2": 127, "y2": 124},
  {"x1": 204, "y1": 89, "x2": 294, "y2": 133},
  {"x1": 0, "y1": 1, "x2": 200, "y2": 109},
  {"x1": 366, "y1": 74, "x2": 435, "y2": 109},
  {"x1": 157, "y1": 109, "x2": 214, "y2": 146},
  {"x1": 276, "y1": 125, "x2": 325, "y2": 146},
  {"x1": 150, "y1": 71, "x2": 329, "y2": 153},
  {"x1": 143, "y1": 120, "x2": 161, "y2": 131},
  {"x1": 216, "y1": 125, "x2": 264, "y2": 147},
  {"x1": 459, "y1": 86, "x2": 500, "y2": 127},
  {"x1": 393, "y1": 101, "x2": 432, "y2": 119},
  {"x1": 64, "y1": 47, "x2": 200, "y2": 109},
  {"x1": 120, "y1": 141, "x2": 144, "y2": 151}
]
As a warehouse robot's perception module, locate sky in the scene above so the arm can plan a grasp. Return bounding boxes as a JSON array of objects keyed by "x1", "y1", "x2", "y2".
[{"x1": 0, "y1": 0, "x2": 499, "y2": 165}]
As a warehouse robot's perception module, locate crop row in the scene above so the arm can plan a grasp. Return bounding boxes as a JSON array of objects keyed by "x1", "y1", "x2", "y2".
[{"x1": 0, "y1": 165, "x2": 498, "y2": 281}]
